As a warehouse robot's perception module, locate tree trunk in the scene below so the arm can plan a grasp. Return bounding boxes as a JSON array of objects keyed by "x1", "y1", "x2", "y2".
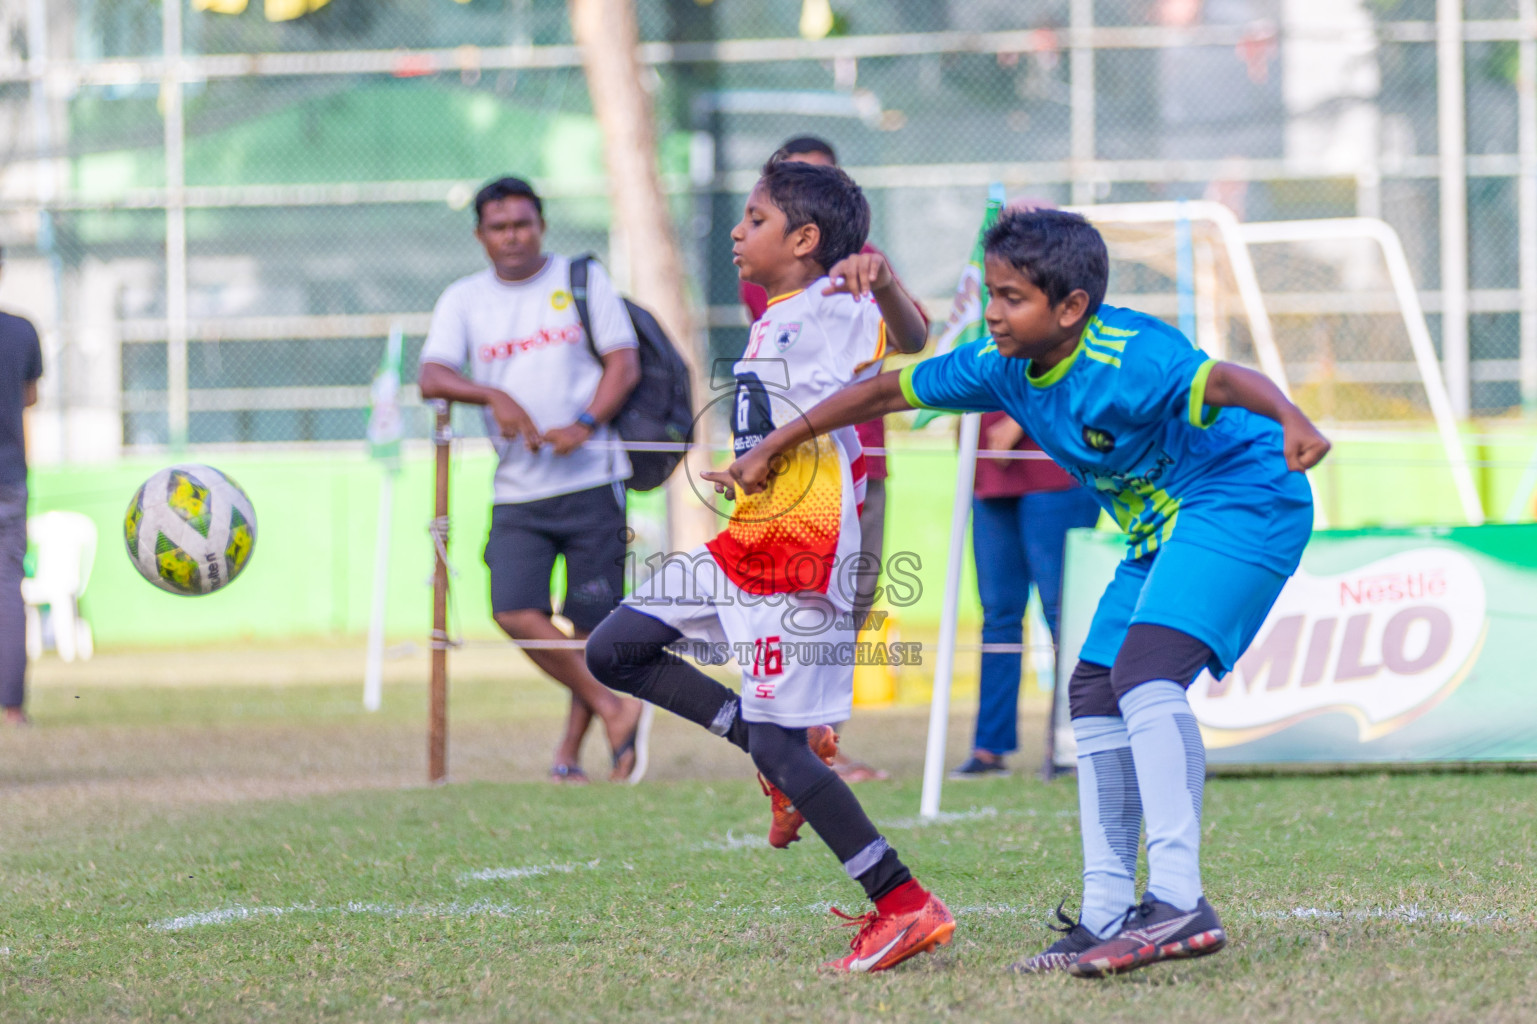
[{"x1": 569, "y1": 0, "x2": 715, "y2": 551}]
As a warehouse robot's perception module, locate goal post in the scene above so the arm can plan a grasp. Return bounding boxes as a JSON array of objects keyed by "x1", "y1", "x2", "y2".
[
  {"x1": 1066, "y1": 202, "x2": 1482, "y2": 526},
  {"x1": 1237, "y1": 216, "x2": 1484, "y2": 526},
  {"x1": 1066, "y1": 199, "x2": 1291, "y2": 396}
]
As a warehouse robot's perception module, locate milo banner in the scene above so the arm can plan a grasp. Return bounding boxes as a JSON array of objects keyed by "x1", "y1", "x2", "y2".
[{"x1": 1052, "y1": 524, "x2": 1537, "y2": 767}]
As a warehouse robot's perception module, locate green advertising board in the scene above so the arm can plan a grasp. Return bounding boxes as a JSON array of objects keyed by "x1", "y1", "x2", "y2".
[{"x1": 1053, "y1": 524, "x2": 1537, "y2": 767}]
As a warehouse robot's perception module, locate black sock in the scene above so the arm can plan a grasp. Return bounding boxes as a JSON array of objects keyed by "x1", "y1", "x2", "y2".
[
  {"x1": 586, "y1": 607, "x2": 749, "y2": 752},
  {"x1": 747, "y1": 722, "x2": 912, "y2": 901}
]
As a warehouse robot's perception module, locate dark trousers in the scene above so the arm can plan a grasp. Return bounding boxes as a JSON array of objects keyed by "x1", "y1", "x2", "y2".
[
  {"x1": 0, "y1": 483, "x2": 27, "y2": 709},
  {"x1": 970, "y1": 487, "x2": 1101, "y2": 755}
]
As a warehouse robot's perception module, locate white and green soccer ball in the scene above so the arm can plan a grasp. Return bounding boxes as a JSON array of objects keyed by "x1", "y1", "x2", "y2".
[{"x1": 123, "y1": 464, "x2": 257, "y2": 596}]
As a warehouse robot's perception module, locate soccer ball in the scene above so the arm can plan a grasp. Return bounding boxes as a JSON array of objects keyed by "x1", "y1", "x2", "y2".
[{"x1": 123, "y1": 464, "x2": 257, "y2": 596}]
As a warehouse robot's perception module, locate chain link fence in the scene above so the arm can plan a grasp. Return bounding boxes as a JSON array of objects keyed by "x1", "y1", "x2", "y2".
[{"x1": 0, "y1": 0, "x2": 1533, "y2": 462}]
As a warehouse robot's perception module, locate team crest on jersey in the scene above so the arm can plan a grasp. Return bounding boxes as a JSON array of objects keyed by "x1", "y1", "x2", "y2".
[
  {"x1": 550, "y1": 289, "x2": 572, "y2": 311},
  {"x1": 773, "y1": 322, "x2": 802, "y2": 352},
  {"x1": 1083, "y1": 425, "x2": 1117, "y2": 453}
]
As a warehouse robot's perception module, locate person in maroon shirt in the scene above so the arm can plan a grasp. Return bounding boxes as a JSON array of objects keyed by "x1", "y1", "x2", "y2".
[
  {"x1": 740, "y1": 136, "x2": 929, "y2": 782},
  {"x1": 950, "y1": 413, "x2": 1100, "y2": 778}
]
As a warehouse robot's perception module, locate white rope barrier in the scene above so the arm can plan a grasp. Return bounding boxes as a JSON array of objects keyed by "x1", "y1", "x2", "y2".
[
  {"x1": 579, "y1": 439, "x2": 1059, "y2": 460},
  {"x1": 454, "y1": 637, "x2": 1054, "y2": 653},
  {"x1": 426, "y1": 513, "x2": 464, "y2": 652},
  {"x1": 571, "y1": 437, "x2": 1537, "y2": 469}
]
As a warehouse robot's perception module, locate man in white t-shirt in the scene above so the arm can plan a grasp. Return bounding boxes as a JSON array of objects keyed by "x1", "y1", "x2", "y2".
[{"x1": 418, "y1": 177, "x2": 648, "y2": 783}]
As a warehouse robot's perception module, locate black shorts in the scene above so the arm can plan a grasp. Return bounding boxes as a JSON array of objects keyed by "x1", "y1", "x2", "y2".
[{"x1": 484, "y1": 483, "x2": 627, "y2": 633}]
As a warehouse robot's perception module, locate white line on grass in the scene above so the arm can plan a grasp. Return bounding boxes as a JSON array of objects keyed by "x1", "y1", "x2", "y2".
[
  {"x1": 458, "y1": 859, "x2": 601, "y2": 882},
  {"x1": 698, "y1": 900, "x2": 1508, "y2": 927},
  {"x1": 1256, "y1": 905, "x2": 1509, "y2": 926},
  {"x1": 148, "y1": 899, "x2": 533, "y2": 932},
  {"x1": 951, "y1": 903, "x2": 1036, "y2": 918},
  {"x1": 706, "y1": 900, "x2": 1036, "y2": 918},
  {"x1": 878, "y1": 806, "x2": 1001, "y2": 830},
  {"x1": 706, "y1": 899, "x2": 822, "y2": 917},
  {"x1": 951, "y1": 904, "x2": 1510, "y2": 926},
  {"x1": 694, "y1": 830, "x2": 771, "y2": 852},
  {"x1": 151, "y1": 905, "x2": 289, "y2": 930},
  {"x1": 694, "y1": 807, "x2": 1063, "y2": 853}
]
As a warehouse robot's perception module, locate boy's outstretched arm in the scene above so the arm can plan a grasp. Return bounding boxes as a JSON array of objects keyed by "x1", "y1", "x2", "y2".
[
  {"x1": 822, "y1": 252, "x2": 929, "y2": 353},
  {"x1": 702, "y1": 370, "x2": 913, "y2": 497},
  {"x1": 1203, "y1": 362, "x2": 1332, "y2": 471}
]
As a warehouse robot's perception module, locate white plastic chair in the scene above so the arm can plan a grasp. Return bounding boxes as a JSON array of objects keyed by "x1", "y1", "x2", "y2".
[{"x1": 22, "y1": 510, "x2": 97, "y2": 663}]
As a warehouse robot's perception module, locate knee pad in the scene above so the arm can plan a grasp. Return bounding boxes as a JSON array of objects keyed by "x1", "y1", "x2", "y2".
[
  {"x1": 1068, "y1": 660, "x2": 1118, "y2": 719},
  {"x1": 1109, "y1": 623, "x2": 1214, "y2": 700}
]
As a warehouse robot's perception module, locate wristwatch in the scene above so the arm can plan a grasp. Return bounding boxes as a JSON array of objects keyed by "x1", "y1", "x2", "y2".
[{"x1": 575, "y1": 411, "x2": 598, "y2": 432}]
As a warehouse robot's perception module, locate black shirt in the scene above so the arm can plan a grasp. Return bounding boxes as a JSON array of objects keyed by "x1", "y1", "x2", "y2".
[{"x1": 0, "y1": 312, "x2": 43, "y2": 487}]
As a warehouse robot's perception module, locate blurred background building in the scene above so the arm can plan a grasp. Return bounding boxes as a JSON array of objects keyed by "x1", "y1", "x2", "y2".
[{"x1": 0, "y1": 0, "x2": 1532, "y2": 463}]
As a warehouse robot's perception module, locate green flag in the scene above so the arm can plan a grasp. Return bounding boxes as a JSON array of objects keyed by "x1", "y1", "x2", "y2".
[
  {"x1": 367, "y1": 324, "x2": 405, "y2": 472},
  {"x1": 913, "y1": 195, "x2": 1003, "y2": 428}
]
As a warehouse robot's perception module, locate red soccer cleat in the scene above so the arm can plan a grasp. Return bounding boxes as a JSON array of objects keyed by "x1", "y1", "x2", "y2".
[
  {"x1": 823, "y1": 889, "x2": 956, "y2": 973},
  {"x1": 760, "y1": 724, "x2": 839, "y2": 849}
]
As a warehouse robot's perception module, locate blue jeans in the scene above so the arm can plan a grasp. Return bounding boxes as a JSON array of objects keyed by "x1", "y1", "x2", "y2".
[{"x1": 971, "y1": 487, "x2": 1101, "y2": 756}]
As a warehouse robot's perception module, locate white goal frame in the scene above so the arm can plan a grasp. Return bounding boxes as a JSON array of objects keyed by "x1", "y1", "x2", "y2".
[
  {"x1": 1238, "y1": 216, "x2": 1484, "y2": 527},
  {"x1": 1067, "y1": 200, "x2": 1292, "y2": 395}
]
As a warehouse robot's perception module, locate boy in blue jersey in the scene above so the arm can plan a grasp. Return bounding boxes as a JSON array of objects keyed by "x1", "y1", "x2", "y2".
[{"x1": 706, "y1": 209, "x2": 1332, "y2": 979}]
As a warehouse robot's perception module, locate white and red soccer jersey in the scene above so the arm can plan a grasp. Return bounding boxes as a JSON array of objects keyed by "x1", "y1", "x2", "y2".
[
  {"x1": 622, "y1": 280, "x2": 887, "y2": 727},
  {"x1": 704, "y1": 281, "x2": 887, "y2": 608}
]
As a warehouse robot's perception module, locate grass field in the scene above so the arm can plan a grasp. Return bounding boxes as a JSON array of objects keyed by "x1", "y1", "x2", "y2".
[{"x1": 3, "y1": 647, "x2": 1535, "y2": 1023}]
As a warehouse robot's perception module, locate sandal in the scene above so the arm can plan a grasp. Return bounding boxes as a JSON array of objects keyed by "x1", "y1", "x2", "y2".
[
  {"x1": 833, "y1": 760, "x2": 890, "y2": 783},
  {"x1": 610, "y1": 703, "x2": 654, "y2": 785},
  {"x1": 549, "y1": 763, "x2": 589, "y2": 785}
]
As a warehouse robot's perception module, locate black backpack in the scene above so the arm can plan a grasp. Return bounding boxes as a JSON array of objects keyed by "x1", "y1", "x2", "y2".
[{"x1": 569, "y1": 255, "x2": 695, "y2": 492}]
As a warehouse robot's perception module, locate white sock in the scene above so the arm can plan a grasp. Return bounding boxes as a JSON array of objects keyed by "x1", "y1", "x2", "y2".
[
  {"x1": 1119, "y1": 679, "x2": 1206, "y2": 912},
  {"x1": 1072, "y1": 715, "x2": 1141, "y2": 937}
]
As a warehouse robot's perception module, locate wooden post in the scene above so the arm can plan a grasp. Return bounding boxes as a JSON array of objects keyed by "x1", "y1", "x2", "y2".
[{"x1": 428, "y1": 402, "x2": 451, "y2": 783}]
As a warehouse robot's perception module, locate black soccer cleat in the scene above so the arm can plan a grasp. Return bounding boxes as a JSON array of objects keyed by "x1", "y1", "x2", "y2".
[
  {"x1": 1009, "y1": 902, "x2": 1102, "y2": 974},
  {"x1": 1067, "y1": 895, "x2": 1227, "y2": 979}
]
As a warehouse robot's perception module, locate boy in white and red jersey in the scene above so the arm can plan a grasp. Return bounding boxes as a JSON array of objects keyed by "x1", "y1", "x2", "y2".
[{"x1": 586, "y1": 159, "x2": 952, "y2": 973}]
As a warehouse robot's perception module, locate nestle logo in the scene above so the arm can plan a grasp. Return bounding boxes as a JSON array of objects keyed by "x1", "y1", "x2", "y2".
[
  {"x1": 478, "y1": 324, "x2": 584, "y2": 362},
  {"x1": 1339, "y1": 570, "x2": 1446, "y2": 607},
  {"x1": 1190, "y1": 548, "x2": 1487, "y2": 746}
]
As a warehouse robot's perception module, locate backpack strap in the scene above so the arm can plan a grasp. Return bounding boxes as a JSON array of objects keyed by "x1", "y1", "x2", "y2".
[
  {"x1": 568, "y1": 253, "x2": 602, "y2": 365},
  {"x1": 568, "y1": 253, "x2": 617, "y2": 478}
]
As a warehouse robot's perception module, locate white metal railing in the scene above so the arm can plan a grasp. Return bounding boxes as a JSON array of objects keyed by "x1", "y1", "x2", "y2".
[
  {"x1": 1, "y1": 20, "x2": 1533, "y2": 89},
  {"x1": 54, "y1": 287, "x2": 1534, "y2": 341},
  {"x1": 2, "y1": 155, "x2": 1529, "y2": 217}
]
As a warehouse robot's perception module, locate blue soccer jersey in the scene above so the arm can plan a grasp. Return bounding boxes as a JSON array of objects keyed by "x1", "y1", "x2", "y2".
[{"x1": 900, "y1": 304, "x2": 1313, "y2": 575}]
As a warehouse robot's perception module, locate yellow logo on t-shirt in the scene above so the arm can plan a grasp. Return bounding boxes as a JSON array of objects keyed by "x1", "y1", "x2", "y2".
[{"x1": 551, "y1": 289, "x2": 572, "y2": 311}]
